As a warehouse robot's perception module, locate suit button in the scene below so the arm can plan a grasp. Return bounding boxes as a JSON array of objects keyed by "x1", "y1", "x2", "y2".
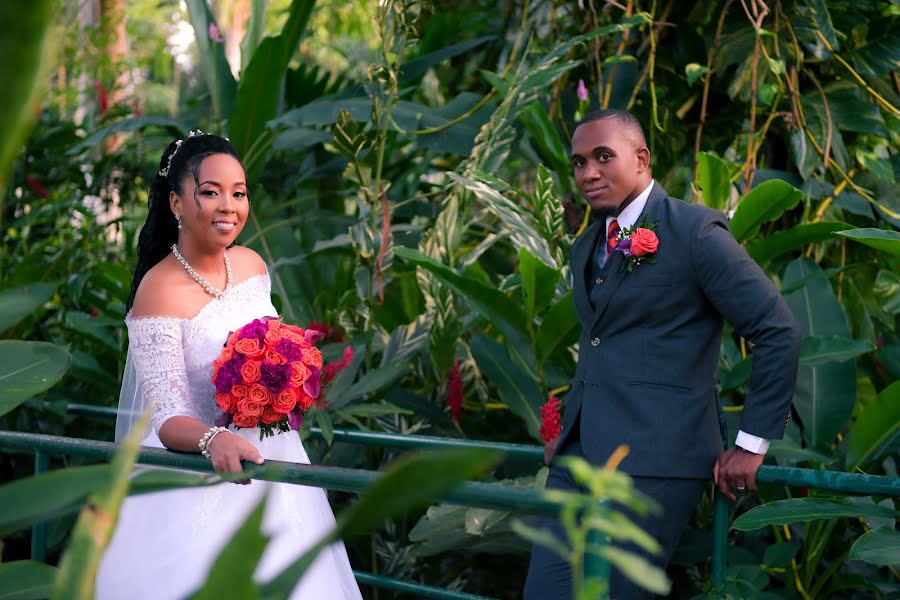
[
  {"x1": 591, "y1": 337, "x2": 600, "y2": 347},
  {"x1": 595, "y1": 277, "x2": 604, "y2": 284}
]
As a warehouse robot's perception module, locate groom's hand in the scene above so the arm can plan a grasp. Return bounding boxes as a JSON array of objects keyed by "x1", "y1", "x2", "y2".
[{"x1": 714, "y1": 447, "x2": 764, "y2": 501}]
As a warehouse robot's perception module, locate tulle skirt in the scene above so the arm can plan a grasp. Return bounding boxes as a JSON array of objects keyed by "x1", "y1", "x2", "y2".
[{"x1": 95, "y1": 428, "x2": 362, "y2": 600}]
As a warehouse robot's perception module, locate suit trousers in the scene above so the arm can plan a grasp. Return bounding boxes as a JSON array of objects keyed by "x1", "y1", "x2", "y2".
[{"x1": 523, "y1": 431, "x2": 708, "y2": 599}]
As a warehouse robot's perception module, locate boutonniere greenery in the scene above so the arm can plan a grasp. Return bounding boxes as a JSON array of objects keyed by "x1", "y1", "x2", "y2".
[{"x1": 614, "y1": 217, "x2": 659, "y2": 272}]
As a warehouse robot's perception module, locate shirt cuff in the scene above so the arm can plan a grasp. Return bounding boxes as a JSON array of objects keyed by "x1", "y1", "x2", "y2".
[{"x1": 735, "y1": 430, "x2": 770, "y2": 455}]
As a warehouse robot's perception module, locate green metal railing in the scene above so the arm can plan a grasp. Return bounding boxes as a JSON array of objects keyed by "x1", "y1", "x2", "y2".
[
  {"x1": 5, "y1": 402, "x2": 900, "y2": 598},
  {"x1": 0, "y1": 430, "x2": 555, "y2": 600}
]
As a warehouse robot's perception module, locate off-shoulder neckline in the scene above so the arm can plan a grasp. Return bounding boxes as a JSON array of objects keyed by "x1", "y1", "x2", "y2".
[{"x1": 125, "y1": 272, "x2": 269, "y2": 324}]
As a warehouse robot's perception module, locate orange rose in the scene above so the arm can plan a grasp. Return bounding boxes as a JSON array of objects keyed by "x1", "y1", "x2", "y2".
[
  {"x1": 233, "y1": 413, "x2": 258, "y2": 428},
  {"x1": 264, "y1": 329, "x2": 283, "y2": 346},
  {"x1": 261, "y1": 406, "x2": 283, "y2": 424},
  {"x1": 267, "y1": 319, "x2": 281, "y2": 331},
  {"x1": 231, "y1": 384, "x2": 249, "y2": 399},
  {"x1": 226, "y1": 331, "x2": 241, "y2": 347},
  {"x1": 289, "y1": 362, "x2": 309, "y2": 385},
  {"x1": 302, "y1": 347, "x2": 323, "y2": 368},
  {"x1": 215, "y1": 391, "x2": 235, "y2": 413},
  {"x1": 220, "y1": 347, "x2": 235, "y2": 362},
  {"x1": 237, "y1": 398, "x2": 264, "y2": 418},
  {"x1": 265, "y1": 348, "x2": 286, "y2": 365},
  {"x1": 234, "y1": 337, "x2": 264, "y2": 358},
  {"x1": 248, "y1": 383, "x2": 271, "y2": 405},
  {"x1": 273, "y1": 387, "x2": 297, "y2": 413},
  {"x1": 630, "y1": 228, "x2": 659, "y2": 257},
  {"x1": 240, "y1": 360, "x2": 262, "y2": 384}
]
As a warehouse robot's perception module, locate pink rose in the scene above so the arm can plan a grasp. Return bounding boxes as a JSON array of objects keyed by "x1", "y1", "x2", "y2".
[{"x1": 630, "y1": 228, "x2": 658, "y2": 257}]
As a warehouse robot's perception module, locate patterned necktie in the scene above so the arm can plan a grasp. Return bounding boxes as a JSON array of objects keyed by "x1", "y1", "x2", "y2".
[{"x1": 606, "y1": 219, "x2": 621, "y2": 258}]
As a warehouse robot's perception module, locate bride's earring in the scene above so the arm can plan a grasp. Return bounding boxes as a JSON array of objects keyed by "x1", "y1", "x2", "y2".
[{"x1": 175, "y1": 214, "x2": 182, "y2": 230}]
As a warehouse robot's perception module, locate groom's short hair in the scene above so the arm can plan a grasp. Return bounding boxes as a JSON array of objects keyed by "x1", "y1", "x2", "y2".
[{"x1": 578, "y1": 109, "x2": 647, "y2": 149}]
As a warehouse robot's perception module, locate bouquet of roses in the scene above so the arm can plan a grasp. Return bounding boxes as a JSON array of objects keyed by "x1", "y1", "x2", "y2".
[{"x1": 211, "y1": 317, "x2": 325, "y2": 438}]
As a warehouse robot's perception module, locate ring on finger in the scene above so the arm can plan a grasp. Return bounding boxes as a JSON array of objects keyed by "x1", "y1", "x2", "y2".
[{"x1": 736, "y1": 485, "x2": 746, "y2": 491}]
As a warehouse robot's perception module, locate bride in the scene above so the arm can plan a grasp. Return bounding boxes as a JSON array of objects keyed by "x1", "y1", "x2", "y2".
[{"x1": 95, "y1": 132, "x2": 362, "y2": 599}]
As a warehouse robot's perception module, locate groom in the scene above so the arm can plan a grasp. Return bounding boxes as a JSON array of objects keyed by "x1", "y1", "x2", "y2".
[{"x1": 524, "y1": 109, "x2": 802, "y2": 598}]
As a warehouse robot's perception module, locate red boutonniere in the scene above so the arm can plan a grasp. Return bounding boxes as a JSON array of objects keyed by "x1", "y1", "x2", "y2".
[{"x1": 614, "y1": 217, "x2": 659, "y2": 272}]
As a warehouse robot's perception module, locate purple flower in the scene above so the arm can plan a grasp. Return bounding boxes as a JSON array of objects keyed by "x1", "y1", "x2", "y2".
[
  {"x1": 275, "y1": 339, "x2": 304, "y2": 361},
  {"x1": 577, "y1": 79, "x2": 588, "y2": 102},
  {"x1": 616, "y1": 238, "x2": 634, "y2": 257},
  {"x1": 305, "y1": 329, "x2": 325, "y2": 345},
  {"x1": 303, "y1": 364, "x2": 322, "y2": 398},
  {"x1": 209, "y1": 22, "x2": 224, "y2": 43},
  {"x1": 215, "y1": 354, "x2": 247, "y2": 392},
  {"x1": 214, "y1": 412, "x2": 233, "y2": 427},
  {"x1": 288, "y1": 406, "x2": 304, "y2": 430},
  {"x1": 260, "y1": 361, "x2": 291, "y2": 393},
  {"x1": 238, "y1": 319, "x2": 267, "y2": 340}
]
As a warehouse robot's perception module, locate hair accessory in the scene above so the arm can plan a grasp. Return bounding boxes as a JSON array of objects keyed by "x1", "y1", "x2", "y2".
[{"x1": 159, "y1": 129, "x2": 205, "y2": 177}]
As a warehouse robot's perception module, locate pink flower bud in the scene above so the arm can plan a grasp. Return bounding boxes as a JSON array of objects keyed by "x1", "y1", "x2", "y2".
[{"x1": 576, "y1": 79, "x2": 589, "y2": 102}]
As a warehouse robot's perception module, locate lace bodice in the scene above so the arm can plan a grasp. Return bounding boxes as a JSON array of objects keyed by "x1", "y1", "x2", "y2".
[{"x1": 122, "y1": 273, "x2": 278, "y2": 435}]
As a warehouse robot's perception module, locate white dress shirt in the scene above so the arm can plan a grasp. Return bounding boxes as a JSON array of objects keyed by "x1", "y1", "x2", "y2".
[{"x1": 600, "y1": 180, "x2": 769, "y2": 455}]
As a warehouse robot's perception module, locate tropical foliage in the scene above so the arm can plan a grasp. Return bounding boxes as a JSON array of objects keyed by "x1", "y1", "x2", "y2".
[{"x1": 1, "y1": 0, "x2": 898, "y2": 598}]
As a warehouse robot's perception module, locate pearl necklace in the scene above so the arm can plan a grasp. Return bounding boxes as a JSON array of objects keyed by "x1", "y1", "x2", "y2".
[{"x1": 171, "y1": 244, "x2": 232, "y2": 299}]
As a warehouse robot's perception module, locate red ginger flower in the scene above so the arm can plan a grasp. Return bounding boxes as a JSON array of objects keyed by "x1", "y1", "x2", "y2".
[
  {"x1": 446, "y1": 359, "x2": 463, "y2": 423},
  {"x1": 307, "y1": 320, "x2": 346, "y2": 344},
  {"x1": 323, "y1": 346, "x2": 354, "y2": 384},
  {"x1": 540, "y1": 395, "x2": 562, "y2": 443}
]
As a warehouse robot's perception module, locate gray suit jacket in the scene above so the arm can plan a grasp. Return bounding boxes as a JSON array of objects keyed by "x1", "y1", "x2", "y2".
[{"x1": 555, "y1": 183, "x2": 802, "y2": 478}]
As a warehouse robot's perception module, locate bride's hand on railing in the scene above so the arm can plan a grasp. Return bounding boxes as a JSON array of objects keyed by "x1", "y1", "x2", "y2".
[{"x1": 207, "y1": 432, "x2": 264, "y2": 484}]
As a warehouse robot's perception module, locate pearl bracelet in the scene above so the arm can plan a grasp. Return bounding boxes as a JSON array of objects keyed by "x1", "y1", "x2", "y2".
[{"x1": 199, "y1": 426, "x2": 230, "y2": 459}]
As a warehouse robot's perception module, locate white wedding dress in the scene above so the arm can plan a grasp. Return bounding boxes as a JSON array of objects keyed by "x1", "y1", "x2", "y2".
[{"x1": 95, "y1": 273, "x2": 362, "y2": 600}]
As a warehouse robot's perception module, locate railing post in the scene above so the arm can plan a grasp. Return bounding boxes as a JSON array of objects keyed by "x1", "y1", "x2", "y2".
[
  {"x1": 710, "y1": 490, "x2": 729, "y2": 596},
  {"x1": 30, "y1": 451, "x2": 49, "y2": 563},
  {"x1": 583, "y1": 500, "x2": 610, "y2": 589}
]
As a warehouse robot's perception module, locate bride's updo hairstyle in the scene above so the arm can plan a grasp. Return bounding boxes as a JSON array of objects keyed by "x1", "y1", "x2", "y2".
[{"x1": 126, "y1": 133, "x2": 244, "y2": 312}]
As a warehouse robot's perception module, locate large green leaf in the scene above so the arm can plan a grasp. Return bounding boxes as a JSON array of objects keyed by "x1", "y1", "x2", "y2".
[
  {"x1": 239, "y1": 0, "x2": 267, "y2": 72},
  {"x1": 260, "y1": 447, "x2": 501, "y2": 595},
  {"x1": 784, "y1": 258, "x2": 856, "y2": 450},
  {"x1": 519, "y1": 102, "x2": 572, "y2": 192},
  {"x1": 0, "y1": 283, "x2": 55, "y2": 333},
  {"x1": 184, "y1": 0, "x2": 237, "y2": 119},
  {"x1": 0, "y1": 0, "x2": 55, "y2": 192},
  {"x1": 746, "y1": 222, "x2": 853, "y2": 264},
  {"x1": 731, "y1": 497, "x2": 895, "y2": 531},
  {"x1": 518, "y1": 247, "x2": 560, "y2": 323},
  {"x1": 329, "y1": 361, "x2": 409, "y2": 409},
  {"x1": 0, "y1": 561, "x2": 57, "y2": 600},
  {"x1": 471, "y1": 334, "x2": 542, "y2": 440},
  {"x1": 836, "y1": 227, "x2": 900, "y2": 258},
  {"x1": 848, "y1": 526, "x2": 900, "y2": 566},
  {"x1": 228, "y1": 35, "x2": 287, "y2": 159},
  {"x1": 67, "y1": 116, "x2": 184, "y2": 155},
  {"x1": 394, "y1": 246, "x2": 530, "y2": 355},
  {"x1": 399, "y1": 36, "x2": 495, "y2": 83},
  {"x1": 0, "y1": 464, "x2": 110, "y2": 536},
  {"x1": 535, "y1": 292, "x2": 579, "y2": 363},
  {"x1": 730, "y1": 180, "x2": 804, "y2": 243},
  {"x1": 799, "y1": 335, "x2": 875, "y2": 366},
  {"x1": 695, "y1": 152, "x2": 731, "y2": 211},
  {"x1": 0, "y1": 340, "x2": 71, "y2": 417},
  {"x1": 51, "y1": 412, "x2": 150, "y2": 599},
  {"x1": 846, "y1": 380, "x2": 900, "y2": 472},
  {"x1": 188, "y1": 499, "x2": 268, "y2": 600}
]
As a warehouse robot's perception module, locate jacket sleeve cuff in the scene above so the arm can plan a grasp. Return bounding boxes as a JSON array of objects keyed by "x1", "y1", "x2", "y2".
[{"x1": 736, "y1": 430, "x2": 770, "y2": 454}]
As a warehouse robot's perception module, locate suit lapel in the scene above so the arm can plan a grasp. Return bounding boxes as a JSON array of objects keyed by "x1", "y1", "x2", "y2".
[
  {"x1": 572, "y1": 222, "x2": 603, "y2": 325},
  {"x1": 587, "y1": 185, "x2": 666, "y2": 332}
]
